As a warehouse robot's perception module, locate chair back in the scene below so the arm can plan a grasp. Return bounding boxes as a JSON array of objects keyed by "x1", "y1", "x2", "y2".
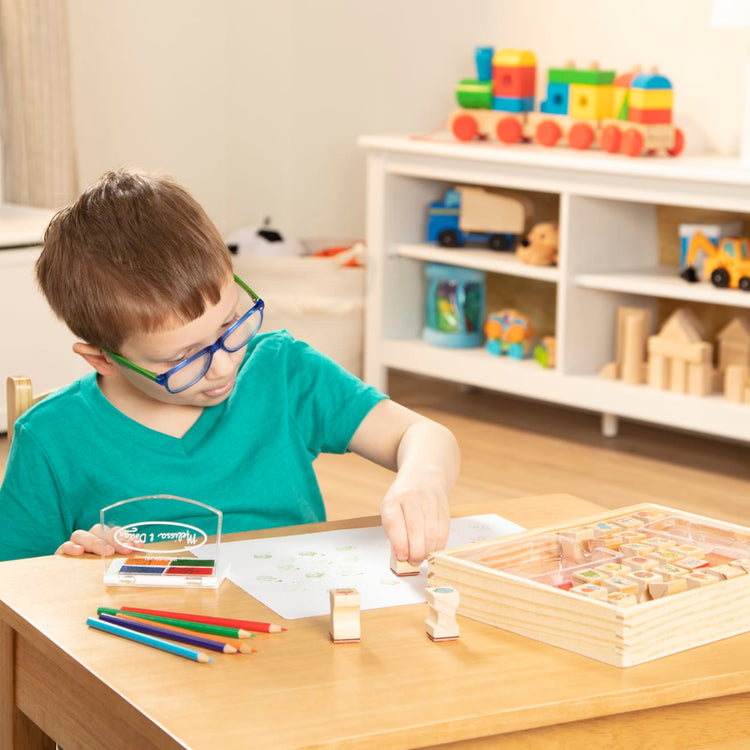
[{"x1": 6, "y1": 376, "x2": 54, "y2": 440}]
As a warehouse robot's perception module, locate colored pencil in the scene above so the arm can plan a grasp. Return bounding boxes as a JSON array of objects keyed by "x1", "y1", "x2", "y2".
[
  {"x1": 97, "y1": 607, "x2": 253, "y2": 638},
  {"x1": 114, "y1": 612, "x2": 257, "y2": 653},
  {"x1": 121, "y1": 606, "x2": 287, "y2": 633},
  {"x1": 98, "y1": 613, "x2": 237, "y2": 654},
  {"x1": 86, "y1": 617, "x2": 212, "y2": 663}
]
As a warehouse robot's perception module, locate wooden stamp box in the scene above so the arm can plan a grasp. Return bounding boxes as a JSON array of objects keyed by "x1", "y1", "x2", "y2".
[{"x1": 428, "y1": 503, "x2": 750, "y2": 667}]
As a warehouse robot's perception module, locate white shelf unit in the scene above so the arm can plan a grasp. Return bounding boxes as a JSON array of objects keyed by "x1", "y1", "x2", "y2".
[{"x1": 358, "y1": 134, "x2": 750, "y2": 443}]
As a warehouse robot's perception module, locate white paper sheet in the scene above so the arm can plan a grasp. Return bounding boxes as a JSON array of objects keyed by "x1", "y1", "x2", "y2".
[{"x1": 205, "y1": 514, "x2": 523, "y2": 619}]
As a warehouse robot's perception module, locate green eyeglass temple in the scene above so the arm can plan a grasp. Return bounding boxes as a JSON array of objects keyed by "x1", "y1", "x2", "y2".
[{"x1": 104, "y1": 274, "x2": 263, "y2": 394}]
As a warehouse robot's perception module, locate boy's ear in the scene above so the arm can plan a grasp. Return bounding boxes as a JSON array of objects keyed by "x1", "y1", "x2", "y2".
[{"x1": 72, "y1": 343, "x2": 119, "y2": 375}]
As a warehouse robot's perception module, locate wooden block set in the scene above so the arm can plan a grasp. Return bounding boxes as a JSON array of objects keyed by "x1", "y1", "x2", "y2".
[
  {"x1": 601, "y1": 306, "x2": 750, "y2": 402},
  {"x1": 428, "y1": 503, "x2": 750, "y2": 666}
]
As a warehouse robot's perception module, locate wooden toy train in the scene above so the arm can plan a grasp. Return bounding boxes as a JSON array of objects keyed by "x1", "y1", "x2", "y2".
[{"x1": 449, "y1": 47, "x2": 684, "y2": 157}]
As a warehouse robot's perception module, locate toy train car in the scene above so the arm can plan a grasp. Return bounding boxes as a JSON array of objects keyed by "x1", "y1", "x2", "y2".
[{"x1": 449, "y1": 47, "x2": 684, "y2": 157}]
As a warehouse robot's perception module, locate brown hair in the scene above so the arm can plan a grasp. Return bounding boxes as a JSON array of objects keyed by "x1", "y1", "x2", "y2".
[{"x1": 36, "y1": 169, "x2": 232, "y2": 351}]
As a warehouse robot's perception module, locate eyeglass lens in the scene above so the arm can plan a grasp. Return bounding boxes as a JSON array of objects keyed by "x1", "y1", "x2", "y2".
[{"x1": 165, "y1": 298, "x2": 263, "y2": 393}]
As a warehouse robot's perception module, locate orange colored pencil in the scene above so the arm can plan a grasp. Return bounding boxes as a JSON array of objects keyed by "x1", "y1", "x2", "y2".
[
  {"x1": 122, "y1": 606, "x2": 287, "y2": 633},
  {"x1": 114, "y1": 613, "x2": 257, "y2": 654}
]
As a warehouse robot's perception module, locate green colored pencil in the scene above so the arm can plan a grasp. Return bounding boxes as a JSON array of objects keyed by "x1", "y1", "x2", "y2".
[{"x1": 96, "y1": 607, "x2": 254, "y2": 638}]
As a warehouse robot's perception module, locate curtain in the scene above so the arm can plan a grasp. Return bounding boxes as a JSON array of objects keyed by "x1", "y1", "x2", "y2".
[{"x1": 0, "y1": 0, "x2": 77, "y2": 208}]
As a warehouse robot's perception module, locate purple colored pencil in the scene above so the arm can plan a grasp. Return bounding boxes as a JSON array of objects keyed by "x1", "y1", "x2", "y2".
[{"x1": 98, "y1": 613, "x2": 236, "y2": 654}]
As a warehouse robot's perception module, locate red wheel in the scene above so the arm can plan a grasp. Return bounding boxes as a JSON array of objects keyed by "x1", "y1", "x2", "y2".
[
  {"x1": 667, "y1": 127, "x2": 685, "y2": 157},
  {"x1": 568, "y1": 122, "x2": 595, "y2": 150},
  {"x1": 536, "y1": 120, "x2": 562, "y2": 147},
  {"x1": 451, "y1": 114, "x2": 478, "y2": 142},
  {"x1": 496, "y1": 116, "x2": 523, "y2": 144},
  {"x1": 599, "y1": 125, "x2": 621, "y2": 153},
  {"x1": 621, "y1": 128, "x2": 645, "y2": 157}
]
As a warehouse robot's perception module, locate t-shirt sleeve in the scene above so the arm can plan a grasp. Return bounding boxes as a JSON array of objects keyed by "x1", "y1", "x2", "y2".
[
  {"x1": 0, "y1": 424, "x2": 72, "y2": 561},
  {"x1": 283, "y1": 335, "x2": 387, "y2": 455}
]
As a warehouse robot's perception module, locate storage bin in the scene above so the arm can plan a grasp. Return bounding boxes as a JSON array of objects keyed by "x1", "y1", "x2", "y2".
[{"x1": 232, "y1": 243, "x2": 365, "y2": 378}]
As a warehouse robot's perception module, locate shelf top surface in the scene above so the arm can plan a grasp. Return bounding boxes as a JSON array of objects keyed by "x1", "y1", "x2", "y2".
[
  {"x1": 0, "y1": 202, "x2": 55, "y2": 247},
  {"x1": 358, "y1": 133, "x2": 750, "y2": 187}
]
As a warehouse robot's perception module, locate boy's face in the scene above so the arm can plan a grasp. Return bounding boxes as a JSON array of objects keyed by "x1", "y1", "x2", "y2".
[{"x1": 114, "y1": 274, "x2": 248, "y2": 407}]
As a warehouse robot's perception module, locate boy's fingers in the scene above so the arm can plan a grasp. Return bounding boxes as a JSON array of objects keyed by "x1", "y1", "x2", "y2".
[
  {"x1": 381, "y1": 502, "x2": 409, "y2": 562},
  {"x1": 55, "y1": 540, "x2": 85, "y2": 556}
]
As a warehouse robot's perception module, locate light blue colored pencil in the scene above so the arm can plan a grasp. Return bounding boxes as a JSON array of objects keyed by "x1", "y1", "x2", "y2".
[{"x1": 86, "y1": 616, "x2": 213, "y2": 663}]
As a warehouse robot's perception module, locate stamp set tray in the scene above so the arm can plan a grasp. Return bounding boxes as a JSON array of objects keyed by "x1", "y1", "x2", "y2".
[{"x1": 428, "y1": 503, "x2": 750, "y2": 667}]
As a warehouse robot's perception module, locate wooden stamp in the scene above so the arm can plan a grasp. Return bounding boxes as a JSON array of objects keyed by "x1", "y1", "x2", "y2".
[
  {"x1": 625, "y1": 570, "x2": 662, "y2": 601},
  {"x1": 571, "y1": 568, "x2": 609, "y2": 585},
  {"x1": 671, "y1": 544, "x2": 704, "y2": 558},
  {"x1": 674, "y1": 556, "x2": 710, "y2": 572},
  {"x1": 730, "y1": 559, "x2": 750, "y2": 574},
  {"x1": 648, "y1": 578, "x2": 688, "y2": 599},
  {"x1": 642, "y1": 536, "x2": 676, "y2": 552},
  {"x1": 652, "y1": 563, "x2": 688, "y2": 581},
  {"x1": 622, "y1": 555, "x2": 657, "y2": 572},
  {"x1": 606, "y1": 592, "x2": 637, "y2": 607},
  {"x1": 602, "y1": 576, "x2": 639, "y2": 595},
  {"x1": 390, "y1": 550, "x2": 421, "y2": 577},
  {"x1": 425, "y1": 586, "x2": 460, "y2": 641},
  {"x1": 706, "y1": 564, "x2": 745, "y2": 580},
  {"x1": 685, "y1": 572, "x2": 718, "y2": 589},
  {"x1": 620, "y1": 542, "x2": 653, "y2": 557},
  {"x1": 329, "y1": 588, "x2": 361, "y2": 643},
  {"x1": 570, "y1": 583, "x2": 608, "y2": 599},
  {"x1": 647, "y1": 549, "x2": 685, "y2": 565}
]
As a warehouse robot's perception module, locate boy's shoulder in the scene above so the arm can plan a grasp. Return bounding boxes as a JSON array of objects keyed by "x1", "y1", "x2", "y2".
[{"x1": 13, "y1": 373, "x2": 97, "y2": 435}]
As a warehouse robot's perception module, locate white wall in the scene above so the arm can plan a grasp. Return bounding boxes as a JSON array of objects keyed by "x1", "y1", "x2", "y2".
[{"x1": 67, "y1": 0, "x2": 749, "y2": 241}]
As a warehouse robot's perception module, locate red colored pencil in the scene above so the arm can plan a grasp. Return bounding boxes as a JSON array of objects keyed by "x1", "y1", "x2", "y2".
[{"x1": 122, "y1": 606, "x2": 287, "y2": 633}]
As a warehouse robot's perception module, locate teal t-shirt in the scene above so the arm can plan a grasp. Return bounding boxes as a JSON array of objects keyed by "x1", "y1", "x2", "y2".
[{"x1": 0, "y1": 331, "x2": 386, "y2": 561}]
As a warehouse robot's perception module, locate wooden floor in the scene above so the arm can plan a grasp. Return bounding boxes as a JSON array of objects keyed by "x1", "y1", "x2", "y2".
[{"x1": 2, "y1": 371, "x2": 749, "y2": 528}]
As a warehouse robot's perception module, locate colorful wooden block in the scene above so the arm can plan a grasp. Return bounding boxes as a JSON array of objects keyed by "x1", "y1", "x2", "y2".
[
  {"x1": 329, "y1": 588, "x2": 361, "y2": 643},
  {"x1": 628, "y1": 107, "x2": 672, "y2": 124},
  {"x1": 492, "y1": 95, "x2": 535, "y2": 112},
  {"x1": 568, "y1": 83, "x2": 613, "y2": 120},
  {"x1": 456, "y1": 79, "x2": 494, "y2": 110},
  {"x1": 425, "y1": 586, "x2": 461, "y2": 641},
  {"x1": 547, "y1": 66, "x2": 616, "y2": 86},
  {"x1": 629, "y1": 87, "x2": 674, "y2": 110},
  {"x1": 540, "y1": 82, "x2": 569, "y2": 115}
]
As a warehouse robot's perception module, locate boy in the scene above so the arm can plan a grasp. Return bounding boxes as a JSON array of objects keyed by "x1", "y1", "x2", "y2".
[{"x1": 0, "y1": 169, "x2": 459, "y2": 564}]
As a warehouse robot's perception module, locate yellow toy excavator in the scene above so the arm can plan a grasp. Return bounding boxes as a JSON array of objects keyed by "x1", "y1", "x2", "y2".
[{"x1": 680, "y1": 231, "x2": 750, "y2": 291}]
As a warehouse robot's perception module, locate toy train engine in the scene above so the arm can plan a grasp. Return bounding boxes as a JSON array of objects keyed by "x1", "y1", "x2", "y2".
[{"x1": 450, "y1": 47, "x2": 684, "y2": 157}]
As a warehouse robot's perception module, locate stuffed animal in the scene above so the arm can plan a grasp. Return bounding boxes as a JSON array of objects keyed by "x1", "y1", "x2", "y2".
[
  {"x1": 225, "y1": 217, "x2": 304, "y2": 257},
  {"x1": 516, "y1": 222, "x2": 559, "y2": 266}
]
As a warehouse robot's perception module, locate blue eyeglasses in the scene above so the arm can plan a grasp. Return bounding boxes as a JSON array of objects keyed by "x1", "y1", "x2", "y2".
[{"x1": 105, "y1": 274, "x2": 264, "y2": 394}]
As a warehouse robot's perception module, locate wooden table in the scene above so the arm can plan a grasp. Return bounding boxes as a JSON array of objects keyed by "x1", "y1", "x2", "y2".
[{"x1": 3, "y1": 493, "x2": 750, "y2": 750}]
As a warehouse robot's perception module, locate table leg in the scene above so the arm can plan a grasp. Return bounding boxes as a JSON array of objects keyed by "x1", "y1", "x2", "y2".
[{"x1": 1, "y1": 620, "x2": 54, "y2": 750}]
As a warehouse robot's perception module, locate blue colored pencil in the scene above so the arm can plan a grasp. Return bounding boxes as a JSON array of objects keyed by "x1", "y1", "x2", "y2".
[
  {"x1": 98, "y1": 613, "x2": 236, "y2": 654},
  {"x1": 86, "y1": 617, "x2": 213, "y2": 663}
]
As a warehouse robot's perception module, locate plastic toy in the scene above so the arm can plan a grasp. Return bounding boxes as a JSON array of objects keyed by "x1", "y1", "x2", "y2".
[
  {"x1": 484, "y1": 308, "x2": 536, "y2": 358},
  {"x1": 533, "y1": 335, "x2": 556, "y2": 368},
  {"x1": 423, "y1": 263, "x2": 486, "y2": 348},
  {"x1": 426, "y1": 186, "x2": 530, "y2": 250},
  {"x1": 517, "y1": 222, "x2": 559, "y2": 266},
  {"x1": 678, "y1": 220, "x2": 744, "y2": 274},
  {"x1": 680, "y1": 231, "x2": 750, "y2": 290},
  {"x1": 449, "y1": 47, "x2": 685, "y2": 158}
]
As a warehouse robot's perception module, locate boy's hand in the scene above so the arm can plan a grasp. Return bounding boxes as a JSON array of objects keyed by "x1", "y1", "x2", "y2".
[
  {"x1": 55, "y1": 524, "x2": 136, "y2": 557},
  {"x1": 381, "y1": 473, "x2": 451, "y2": 565}
]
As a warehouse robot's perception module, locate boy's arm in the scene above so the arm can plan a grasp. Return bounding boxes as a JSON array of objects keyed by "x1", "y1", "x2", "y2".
[{"x1": 347, "y1": 399, "x2": 460, "y2": 564}]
